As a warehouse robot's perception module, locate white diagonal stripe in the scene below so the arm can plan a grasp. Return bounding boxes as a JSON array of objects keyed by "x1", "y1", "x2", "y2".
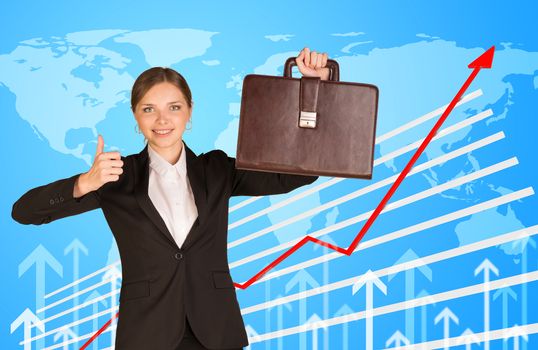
[
  {"x1": 243, "y1": 186, "x2": 534, "y2": 288},
  {"x1": 228, "y1": 108, "x2": 493, "y2": 247},
  {"x1": 241, "y1": 220, "x2": 537, "y2": 315},
  {"x1": 231, "y1": 157, "x2": 519, "y2": 269},
  {"x1": 228, "y1": 89, "x2": 482, "y2": 216},
  {"x1": 247, "y1": 270, "x2": 538, "y2": 343}
]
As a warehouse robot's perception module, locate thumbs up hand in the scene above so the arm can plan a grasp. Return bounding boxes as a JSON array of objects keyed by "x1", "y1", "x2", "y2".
[
  {"x1": 295, "y1": 47, "x2": 330, "y2": 81},
  {"x1": 74, "y1": 135, "x2": 124, "y2": 198}
]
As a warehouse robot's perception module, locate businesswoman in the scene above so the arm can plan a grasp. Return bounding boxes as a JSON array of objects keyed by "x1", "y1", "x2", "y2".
[{"x1": 12, "y1": 47, "x2": 330, "y2": 350}]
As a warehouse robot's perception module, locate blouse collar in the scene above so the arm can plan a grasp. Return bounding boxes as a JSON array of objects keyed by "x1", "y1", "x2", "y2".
[{"x1": 147, "y1": 140, "x2": 187, "y2": 178}]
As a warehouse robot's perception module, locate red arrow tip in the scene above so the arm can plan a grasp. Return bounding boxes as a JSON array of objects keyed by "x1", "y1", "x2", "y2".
[{"x1": 468, "y1": 46, "x2": 495, "y2": 69}]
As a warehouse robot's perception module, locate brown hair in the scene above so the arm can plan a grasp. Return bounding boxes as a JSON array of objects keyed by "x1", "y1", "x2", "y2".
[{"x1": 130, "y1": 67, "x2": 193, "y2": 112}]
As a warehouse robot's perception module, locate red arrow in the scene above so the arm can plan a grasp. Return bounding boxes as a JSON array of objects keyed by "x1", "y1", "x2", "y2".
[
  {"x1": 234, "y1": 45, "x2": 495, "y2": 289},
  {"x1": 79, "y1": 46, "x2": 495, "y2": 349}
]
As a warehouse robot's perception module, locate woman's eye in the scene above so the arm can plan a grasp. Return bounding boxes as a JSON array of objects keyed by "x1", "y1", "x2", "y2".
[
  {"x1": 171, "y1": 105, "x2": 181, "y2": 111},
  {"x1": 142, "y1": 107, "x2": 153, "y2": 113}
]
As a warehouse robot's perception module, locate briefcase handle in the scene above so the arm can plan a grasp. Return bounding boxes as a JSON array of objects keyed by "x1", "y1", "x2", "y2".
[{"x1": 283, "y1": 57, "x2": 340, "y2": 82}]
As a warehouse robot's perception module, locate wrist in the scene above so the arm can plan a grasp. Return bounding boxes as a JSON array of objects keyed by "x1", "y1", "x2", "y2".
[{"x1": 74, "y1": 172, "x2": 92, "y2": 198}]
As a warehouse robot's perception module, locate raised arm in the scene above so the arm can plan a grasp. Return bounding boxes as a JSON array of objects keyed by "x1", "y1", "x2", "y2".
[{"x1": 217, "y1": 151, "x2": 318, "y2": 197}]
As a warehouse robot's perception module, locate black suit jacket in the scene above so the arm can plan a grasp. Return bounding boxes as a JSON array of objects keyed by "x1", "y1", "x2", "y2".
[{"x1": 11, "y1": 142, "x2": 318, "y2": 349}]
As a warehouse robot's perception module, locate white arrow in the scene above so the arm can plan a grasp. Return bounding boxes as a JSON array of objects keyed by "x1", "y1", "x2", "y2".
[
  {"x1": 269, "y1": 293, "x2": 292, "y2": 350},
  {"x1": 434, "y1": 307, "x2": 459, "y2": 350},
  {"x1": 245, "y1": 324, "x2": 260, "y2": 350},
  {"x1": 53, "y1": 326, "x2": 77, "y2": 350},
  {"x1": 102, "y1": 265, "x2": 122, "y2": 345},
  {"x1": 84, "y1": 290, "x2": 108, "y2": 350},
  {"x1": 285, "y1": 269, "x2": 319, "y2": 350},
  {"x1": 512, "y1": 231, "x2": 535, "y2": 350},
  {"x1": 493, "y1": 284, "x2": 518, "y2": 350},
  {"x1": 416, "y1": 289, "x2": 436, "y2": 344},
  {"x1": 385, "y1": 330, "x2": 410, "y2": 348},
  {"x1": 313, "y1": 232, "x2": 337, "y2": 350},
  {"x1": 334, "y1": 304, "x2": 354, "y2": 350},
  {"x1": 457, "y1": 328, "x2": 480, "y2": 350},
  {"x1": 19, "y1": 244, "x2": 62, "y2": 350},
  {"x1": 504, "y1": 324, "x2": 528, "y2": 350},
  {"x1": 10, "y1": 308, "x2": 44, "y2": 350},
  {"x1": 352, "y1": 269, "x2": 387, "y2": 350},
  {"x1": 387, "y1": 249, "x2": 432, "y2": 343},
  {"x1": 304, "y1": 313, "x2": 328, "y2": 350},
  {"x1": 475, "y1": 258, "x2": 499, "y2": 350},
  {"x1": 65, "y1": 238, "x2": 89, "y2": 348}
]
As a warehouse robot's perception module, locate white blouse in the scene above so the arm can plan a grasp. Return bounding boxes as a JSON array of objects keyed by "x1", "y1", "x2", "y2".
[{"x1": 147, "y1": 141, "x2": 198, "y2": 249}]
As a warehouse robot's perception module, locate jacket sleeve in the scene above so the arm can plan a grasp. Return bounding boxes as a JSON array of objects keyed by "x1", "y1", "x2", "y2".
[
  {"x1": 11, "y1": 173, "x2": 101, "y2": 225},
  {"x1": 220, "y1": 151, "x2": 319, "y2": 197}
]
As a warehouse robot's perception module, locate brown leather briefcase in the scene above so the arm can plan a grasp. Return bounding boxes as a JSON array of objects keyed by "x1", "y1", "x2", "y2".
[{"x1": 235, "y1": 57, "x2": 379, "y2": 179}]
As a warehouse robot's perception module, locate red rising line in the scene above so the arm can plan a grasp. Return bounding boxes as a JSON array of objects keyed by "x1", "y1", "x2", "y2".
[
  {"x1": 233, "y1": 45, "x2": 495, "y2": 290},
  {"x1": 79, "y1": 311, "x2": 119, "y2": 350},
  {"x1": 79, "y1": 46, "x2": 494, "y2": 349}
]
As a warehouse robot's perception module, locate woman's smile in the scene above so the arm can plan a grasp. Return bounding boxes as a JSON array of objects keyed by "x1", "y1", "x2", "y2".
[{"x1": 153, "y1": 128, "x2": 174, "y2": 136}]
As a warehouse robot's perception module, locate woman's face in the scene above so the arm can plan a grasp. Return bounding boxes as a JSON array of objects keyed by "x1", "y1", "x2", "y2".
[{"x1": 133, "y1": 81, "x2": 192, "y2": 152}]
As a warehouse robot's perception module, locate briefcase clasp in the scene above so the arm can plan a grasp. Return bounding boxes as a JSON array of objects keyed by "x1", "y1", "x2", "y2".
[{"x1": 299, "y1": 111, "x2": 317, "y2": 128}]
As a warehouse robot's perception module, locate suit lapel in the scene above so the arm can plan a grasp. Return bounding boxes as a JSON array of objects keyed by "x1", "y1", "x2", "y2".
[{"x1": 133, "y1": 141, "x2": 208, "y2": 249}]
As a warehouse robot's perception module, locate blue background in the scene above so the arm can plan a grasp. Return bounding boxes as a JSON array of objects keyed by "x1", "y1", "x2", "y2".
[{"x1": 1, "y1": 1, "x2": 537, "y2": 349}]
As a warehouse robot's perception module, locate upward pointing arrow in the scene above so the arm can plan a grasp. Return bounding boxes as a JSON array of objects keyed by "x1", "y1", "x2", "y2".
[
  {"x1": 10, "y1": 308, "x2": 44, "y2": 350},
  {"x1": 387, "y1": 249, "x2": 432, "y2": 343},
  {"x1": 494, "y1": 285, "x2": 518, "y2": 350},
  {"x1": 64, "y1": 238, "x2": 88, "y2": 349},
  {"x1": 18, "y1": 244, "x2": 63, "y2": 350},
  {"x1": 468, "y1": 46, "x2": 495, "y2": 69},
  {"x1": 457, "y1": 328, "x2": 480, "y2": 350},
  {"x1": 385, "y1": 330, "x2": 410, "y2": 348},
  {"x1": 352, "y1": 270, "x2": 387, "y2": 350},
  {"x1": 245, "y1": 324, "x2": 260, "y2": 350},
  {"x1": 474, "y1": 258, "x2": 500, "y2": 279},
  {"x1": 504, "y1": 324, "x2": 529, "y2": 350},
  {"x1": 285, "y1": 269, "x2": 319, "y2": 350},
  {"x1": 475, "y1": 258, "x2": 499, "y2": 350},
  {"x1": 435, "y1": 307, "x2": 459, "y2": 350},
  {"x1": 19, "y1": 244, "x2": 63, "y2": 278}
]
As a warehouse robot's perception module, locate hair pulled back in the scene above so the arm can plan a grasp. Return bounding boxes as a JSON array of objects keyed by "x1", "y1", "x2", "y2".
[{"x1": 131, "y1": 67, "x2": 193, "y2": 112}]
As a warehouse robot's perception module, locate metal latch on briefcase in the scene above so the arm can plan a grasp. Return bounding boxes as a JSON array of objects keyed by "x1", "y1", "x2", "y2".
[
  {"x1": 299, "y1": 111, "x2": 317, "y2": 128},
  {"x1": 298, "y1": 76, "x2": 322, "y2": 129}
]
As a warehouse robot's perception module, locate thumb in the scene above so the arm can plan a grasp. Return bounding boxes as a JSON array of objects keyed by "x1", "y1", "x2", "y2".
[{"x1": 95, "y1": 134, "x2": 104, "y2": 158}]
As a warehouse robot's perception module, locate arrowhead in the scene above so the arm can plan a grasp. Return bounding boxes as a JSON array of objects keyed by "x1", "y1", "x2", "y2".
[
  {"x1": 386, "y1": 330, "x2": 410, "y2": 347},
  {"x1": 10, "y1": 308, "x2": 44, "y2": 333},
  {"x1": 493, "y1": 285, "x2": 518, "y2": 301},
  {"x1": 64, "y1": 238, "x2": 89, "y2": 256},
  {"x1": 435, "y1": 307, "x2": 459, "y2": 325},
  {"x1": 416, "y1": 289, "x2": 437, "y2": 305},
  {"x1": 352, "y1": 270, "x2": 387, "y2": 295},
  {"x1": 458, "y1": 328, "x2": 480, "y2": 345},
  {"x1": 512, "y1": 230, "x2": 537, "y2": 250},
  {"x1": 268, "y1": 294, "x2": 292, "y2": 312},
  {"x1": 19, "y1": 244, "x2": 63, "y2": 278},
  {"x1": 305, "y1": 313, "x2": 328, "y2": 330},
  {"x1": 468, "y1": 46, "x2": 495, "y2": 69},
  {"x1": 285, "y1": 269, "x2": 319, "y2": 293},
  {"x1": 504, "y1": 324, "x2": 529, "y2": 341},
  {"x1": 245, "y1": 324, "x2": 260, "y2": 339},
  {"x1": 334, "y1": 303, "x2": 354, "y2": 318},
  {"x1": 388, "y1": 249, "x2": 432, "y2": 282},
  {"x1": 474, "y1": 258, "x2": 499, "y2": 277},
  {"x1": 102, "y1": 265, "x2": 122, "y2": 284},
  {"x1": 84, "y1": 290, "x2": 108, "y2": 307}
]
